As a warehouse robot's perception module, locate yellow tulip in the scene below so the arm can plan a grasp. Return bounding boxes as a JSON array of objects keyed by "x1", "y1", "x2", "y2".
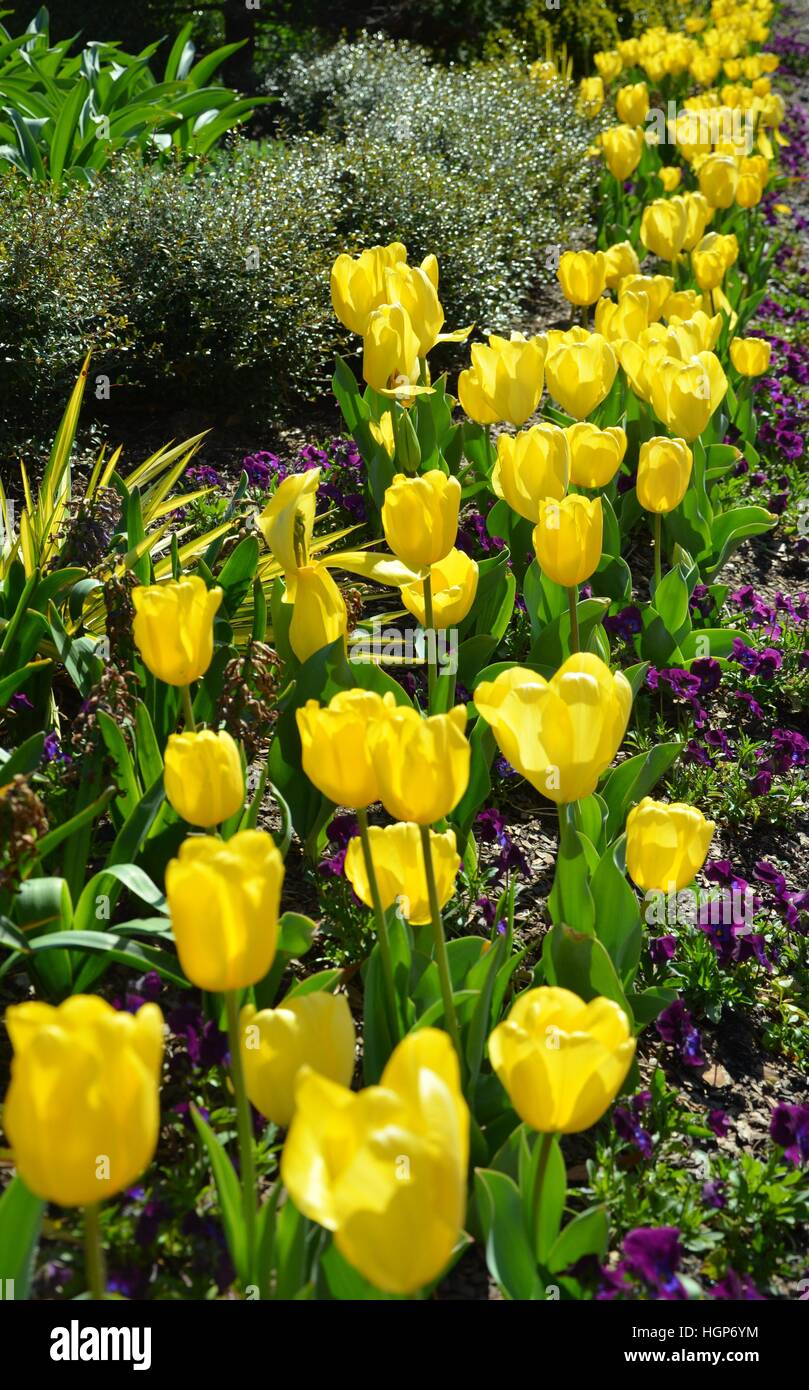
[
  {"x1": 3, "y1": 996, "x2": 163, "y2": 1207},
  {"x1": 256, "y1": 468, "x2": 319, "y2": 586},
  {"x1": 595, "y1": 291, "x2": 649, "y2": 344},
  {"x1": 565, "y1": 422, "x2": 627, "y2": 488},
  {"x1": 330, "y1": 242, "x2": 407, "y2": 334},
  {"x1": 618, "y1": 273, "x2": 675, "y2": 322},
  {"x1": 618, "y1": 38, "x2": 640, "y2": 66},
  {"x1": 666, "y1": 309, "x2": 722, "y2": 354},
  {"x1": 281, "y1": 1029, "x2": 469, "y2": 1295},
  {"x1": 296, "y1": 688, "x2": 395, "y2": 809},
  {"x1": 736, "y1": 173, "x2": 763, "y2": 208},
  {"x1": 698, "y1": 154, "x2": 739, "y2": 209},
  {"x1": 493, "y1": 423, "x2": 569, "y2": 521},
  {"x1": 289, "y1": 563, "x2": 347, "y2": 664},
  {"x1": 474, "y1": 654, "x2": 632, "y2": 804},
  {"x1": 662, "y1": 289, "x2": 704, "y2": 320},
  {"x1": 557, "y1": 250, "x2": 607, "y2": 307},
  {"x1": 636, "y1": 436, "x2": 693, "y2": 513},
  {"x1": 382, "y1": 471, "x2": 460, "y2": 569},
  {"x1": 533, "y1": 495, "x2": 603, "y2": 588},
  {"x1": 626, "y1": 797, "x2": 715, "y2": 893},
  {"x1": 545, "y1": 328, "x2": 618, "y2": 420},
  {"x1": 369, "y1": 705, "x2": 470, "y2": 824},
  {"x1": 166, "y1": 829, "x2": 283, "y2": 991},
  {"x1": 681, "y1": 192, "x2": 713, "y2": 251},
  {"x1": 240, "y1": 994, "x2": 355, "y2": 1128},
  {"x1": 164, "y1": 729, "x2": 244, "y2": 827},
  {"x1": 658, "y1": 165, "x2": 682, "y2": 192},
  {"x1": 369, "y1": 412, "x2": 396, "y2": 457},
  {"x1": 363, "y1": 303, "x2": 420, "y2": 392},
  {"x1": 401, "y1": 547, "x2": 479, "y2": 628},
  {"x1": 344, "y1": 822, "x2": 460, "y2": 925},
  {"x1": 601, "y1": 124, "x2": 645, "y2": 181},
  {"x1": 578, "y1": 76, "x2": 604, "y2": 116},
  {"x1": 594, "y1": 50, "x2": 623, "y2": 83},
  {"x1": 729, "y1": 336, "x2": 772, "y2": 377},
  {"x1": 640, "y1": 196, "x2": 689, "y2": 262},
  {"x1": 649, "y1": 351, "x2": 727, "y2": 440},
  {"x1": 603, "y1": 240, "x2": 640, "y2": 290},
  {"x1": 132, "y1": 577, "x2": 222, "y2": 687},
  {"x1": 383, "y1": 260, "x2": 443, "y2": 356},
  {"x1": 616, "y1": 81, "x2": 649, "y2": 126},
  {"x1": 458, "y1": 332, "x2": 546, "y2": 426},
  {"x1": 488, "y1": 987, "x2": 635, "y2": 1133}
]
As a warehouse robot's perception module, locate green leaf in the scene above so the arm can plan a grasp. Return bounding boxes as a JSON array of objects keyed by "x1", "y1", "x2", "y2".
[
  {"x1": 0, "y1": 1176, "x2": 44, "y2": 1301},
  {"x1": 600, "y1": 743, "x2": 682, "y2": 842},
  {"x1": 547, "y1": 1206, "x2": 609, "y2": 1274},
  {"x1": 474, "y1": 1168, "x2": 543, "y2": 1300},
  {"x1": 191, "y1": 1104, "x2": 248, "y2": 1284},
  {"x1": 542, "y1": 922, "x2": 631, "y2": 1017},
  {"x1": 548, "y1": 811, "x2": 596, "y2": 934},
  {"x1": 590, "y1": 836, "x2": 642, "y2": 983}
]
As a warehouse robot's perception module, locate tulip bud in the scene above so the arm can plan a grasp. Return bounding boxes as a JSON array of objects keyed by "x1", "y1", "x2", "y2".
[
  {"x1": 636, "y1": 436, "x2": 693, "y2": 513},
  {"x1": 458, "y1": 332, "x2": 546, "y2": 426},
  {"x1": 382, "y1": 470, "x2": 460, "y2": 569},
  {"x1": 289, "y1": 563, "x2": 348, "y2": 664},
  {"x1": 369, "y1": 705, "x2": 470, "y2": 824},
  {"x1": 649, "y1": 351, "x2": 727, "y2": 441},
  {"x1": 401, "y1": 547, "x2": 479, "y2": 628},
  {"x1": 615, "y1": 81, "x2": 649, "y2": 126},
  {"x1": 240, "y1": 994, "x2": 356, "y2": 1128},
  {"x1": 344, "y1": 822, "x2": 460, "y2": 924},
  {"x1": 640, "y1": 196, "x2": 689, "y2": 262},
  {"x1": 698, "y1": 154, "x2": 739, "y2": 209},
  {"x1": 545, "y1": 328, "x2": 618, "y2": 420},
  {"x1": 474, "y1": 654, "x2": 632, "y2": 804},
  {"x1": 281, "y1": 1029, "x2": 469, "y2": 1294},
  {"x1": 166, "y1": 829, "x2": 284, "y2": 991},
  {"x1": 393, "y1": 406, "x2": 422, "y2": 475},
  {"x1": 681, "y1": 192, "x2": 713, "y2": 252},
  {"x1": 658, "y1": 165, "x2": 682, "y2": 192},
  {"x1": 3, "y1": 996, "x2": 163, "y2": 1206},
  {"x1": 578, "y1": 76, "x2": 604, "y2": 116},
  {"x1": 164, "y1": 729, "x2": 244, "y2": 827},
  {"x1": 735, "y1": 173, "x2": 763, "y2": 208},
  {"x1": 603, "y1": 240, "x2": 640, "y2": 290},
  {"x1": 626, "y1": 797, "x2": 715, "y2": 892},
  {"x1": 729, "y1": 336, "x2": 772, "y2": 377},
  {"x1": 493, "y1": 423, "x2": 569, "y2": 520},
  {"x1": 132, "y1": 577, "x2": 222, "y2": 687},
  {"x1": 557, "y1": 250, "x2": 607, "y2": 307},
  {"x1": 601, "y1": 124, "x2": 645, "y2": 181},
  {"x1": 488, "y1": 987, "x2": 635, "y2": 1133},
  {"x1": 533, "y1": 494, "x2": 603, "y2": 587},
  {"x1": 296, "y1": 688, "x2": 395, "y2": 809},
  {"x1": 565, "y1": 422, "x2": 627, "y2": 488}
]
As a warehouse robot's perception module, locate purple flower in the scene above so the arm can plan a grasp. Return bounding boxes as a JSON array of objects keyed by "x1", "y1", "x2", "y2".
[
  {"x1": 648, "y1": 934, "x2": 676, "y2": 965},
  {"x1": 708, "y1": 1109, "x2": 730, "y2": 1138},
  {"x1": 681, "y1": 738, "x2": 713, "y2": 767},
  {"x1": 613, "y1": 1106, "x2": 654, "y2": 1158},
  {"x1": 770, "y1": 729, "x2": 809, "y2": 771},
  {"x1": 749, "y1": 768, "x2": 773, "y2": 797},
  {"x1": 604, "y1": 605, "x2": 642, "y2": 643},
  {"x1": 623, "y1": 1227, "x2": 685, "y2": 1299},
  {"x1": 711, "y1": 1269, "x2": 764, "y2": 1300},
  {"x1": 702, "y1": 1180, "x2": 726, "y2": 1209},
  {"x1": 186, "y1": 464, "x2": 224, "y2": 489},
  {"x1": 690, "y1": 657, "x2": 721, "y2": 695},
  {"x1": 475, "y1": 807, "x2": 529, "y2": 878},
  {"x1": 9, "y1": 692, "x2": 33, "y2": 711},
  {"x1": 656, "y1": 1000, "x2": 705, "y2": 1067},
  {"x1": 770, "y1": 1103, "x2": 809, "y2": 1166},
  {"x1": 734, "y1": 691, "x2": 764, "y2": 720}
]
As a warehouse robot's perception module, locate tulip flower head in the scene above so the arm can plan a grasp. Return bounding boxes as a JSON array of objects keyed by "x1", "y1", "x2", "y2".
[
  {"x1": 382, "y1": 470, "x2": 460, "y2": 570},
  {"x1": 257, "y1": 468, "x2": 320, "y2": 585},
  {"x1": 544, "y1": 328, "x2": 618, "y2": 420},
  {"x1": 369, "y1": 705, "x2": 470, "y2": 823},
  {"x1": 637, "y1": 437, "x2": 693, "y2": 513},
  {"x1": 565, "y1": 422, "x2": 627, "y2": 489},
  {"x1": 132, "y1": 577, "x2": 222, "y2": 687},
  {"x1": 601, "y1": 124, "x2": 645, "y2": 181},
  {"x1": 626, "y1": 797, "x2": 715, "y2": 893},
  {"x1": 164, "y1": 729, "x2": 245, "y2": 827},
  {"x1": 296, "y1": 687, "x2": 396, "y2": 809},
  {"x1": 458, "y1": 332, "x2": 546, "y2": 427},
  {"x1": 533, "y1": 494, "x2": 603, "y2": 587},
  {"x1": 288, "y1": 563, "x2": 348, "y2": 664},
  {"x1": 345, "y1": 822, "x2": 460, "y2": 924},
  {"x1": 557, "y1": 250, "x2": 607, "y2": 308},
  {"x1": 240, "y1": 994, "x2": 356, "y2": 1128},
  {"x1": 729, "y1": 336, "x2": 772, "y2": 377},
  {"x1": 493, "y1": 423, "x2": 569, "y2": 521},
  {"x1": 330, "y1": 242, "x2": 407, "y2": 335},
  {"x1": 401, "y1": 547, "x2": 479, "y2": 628}
]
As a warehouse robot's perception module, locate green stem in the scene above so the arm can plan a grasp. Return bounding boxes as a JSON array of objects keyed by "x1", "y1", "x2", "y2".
[
  {"x1": 181, "y1": 683, "x2": 197, "y2": 732},
  {"x1": 653, "y1": 512, "x2": 663, "y2": 592},
  {"x1": 580, "y1": 303, "x2": 589, "y2": 330},
  {"x1": 423, "y1": 572, "x2": 437, "y2": 713},
  {"x1": 83, "y1": 1203, "x2": 106, "y2": 1300},
  {"x1": 566, "y1": 586, "x2": 580, "y2": 653},
  {"x1": 226, "y1": 990, "x2": 257, "y2": 1288},
  {"x1": 357, "y1": 806, "x2": 399, "y2": 1041},
  {"x1": 557, "y1": 801, "x2": 567, "y2": 846},
  {"x1": 530, "y1": 1132, "x2": 555, "y2": 1256},
  {"x1": 419, "y1": 823, "x2": 462, "y2": 1062}
]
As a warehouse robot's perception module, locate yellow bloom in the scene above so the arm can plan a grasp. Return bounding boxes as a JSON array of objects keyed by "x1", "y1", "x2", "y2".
[
  {"x1": 557, "y1": 250, "x2": 607, "y2": 307},
  {"x1": 735, "y1": 172, "x2": 763, "y2": 208},
  {"x1": 369, "y1": 412, "x2": 396, "y2": 457},
  {"x1": 401, "y1": 548, "x2": 479, "y2": 628},
  {"x1": 594, "y1": 292, "x2": 650, "y2": 344},
  {"x1": 601, "y1": 124, "x2": 645, "y2": 181},
  {"x1": 545, "y1": 328, "x2": 618, "y2": 420},
  {"x1": 164, "y1": 729, "x2": 244, "y2": 827},
  {"x1": 257, "y1": 468, "x2": 319, "y2": 586},
  {"x1": 240, "y1": 994, "x2": 356, "y2": 1128},
  {"x1": 3, "y1": 996, "x2": 163, "y2": 1207},
  {"x1": 369, "y1": 705, "x2": 470, "y2": 824},
  {"x1": 663, "y1": 289, "x2": 704, "y2": 320},
  {"x1": 636, "y1": 436, "x2": 693, "y2": 513},
  {"x1": 594, "y1": 50, "x2": 623, "y2": 82},
  {"x1": 474, "y1": 654, "x2": 632, "y2": 804},
  {"x1": 132, "y1": 577, "x2": 222, "y2": 687},
  {"x1": 281, "y1": 1029, "x2": 469, "y2": 1295},
  {"x1": 640, "y1": 196, "x2": 689, "y2": 261},
  {"x1": 698, "y1": 153, "x2": 740, "y2": 209},
  {"x1": 165, "y1": 829, "x2": 284, "y2": 992},
  {"x1": 296, "y1": 688, "x2": 395, "y2": 809},
  {"x1": 492, "y1": 423, "x2": 569, "y2": 521},
  {"x1": 565, "y1": 422, "x2": 627, "y2": 488},
  {"x1": 618, "y1": 273, "x2": 675, "y2": 322},
  {"x1": 458, "y1": 332, "x2": 546, "y2": 426},
  {"x1": 383, "y1": 259, "x2": 444, "y2": 356},
  {"x1": 616, "y1": 81, "x2": 649, "y2": 126},
  {"x1": 330, "y1": 242, "x2": 407, "y2": 334},
  {"x1": 289, "y1": 563, "x2": 347, "y2": 664},
  {"x1": 658, "y1": 165, "x2": 682, "y2": 192},
  {"x1": 626, "y1": 796, "x2": 715, "y2": 893},
  {"x1": 362, "y1": 303, "x2": 420, "y2": 392},
  {"x1": 488, "y1": 987, "x2": 635, "y2": 1133},
  {"x1": 729, "y1": 336, "x2": 772, "y2": 377},
  {"x1": 344, "y1": 822, "x2": 460, "y2": 925},
  {"x1": 682, "y1": 192, "x2": 713, "y2": 251},
  {"x1": 382, "y1": 471, "x2": 460, "y2": 569},
  {"x1": 603, "y1": 240, "x2": 640, "y2": 290},
  {"x1": 665, "y1": 309, "x2": 722, "y2": 355},
  {"x1": 533, "y1": 495, "x2": 603, "y2": 588},
  {"x1": 649, "y1": 352, "x2": 727, "y2": 440},
  {"x1": 578, "y1": 76, "x2": 604, "y2": 116}
]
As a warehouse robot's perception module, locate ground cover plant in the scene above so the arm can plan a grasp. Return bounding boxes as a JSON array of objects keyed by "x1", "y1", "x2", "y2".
[{"x1": 0, "y1": 0, "x2": 807, "y2": 1306}]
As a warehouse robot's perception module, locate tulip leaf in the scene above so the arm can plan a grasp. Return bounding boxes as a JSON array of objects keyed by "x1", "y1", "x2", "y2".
[
  {"x1": 465, "y1": 936, "x2": 505, "y2": 1091},
  {"x1": 474, "y1": 1168, "x2": 544, "y2": 1300},
  {"x1": 548, "y1": 813, "x2": 596, "y2": 935},
  {"x1": 284, "y1": 967, "x2": 343, "y2": 1000},
  {"x1": 542, "y1": 923, "x2": 631, "y2": 1019},
  {"x1": 319, "y1": 1242, "x2": 401, "y2": 1301},
  {"x1": 627, "y1": 985, "x2": 677, "y2": 1026},
  {"x1": 529, "y1": 597, "x2": 609, "y2": 667},
  {"x1": 273, "y1": 1196, "x2": 310, "y2": 1300},
  {"x1": 23, "y1": 929, "x2": 190, "y2": 988},
  {"x1": 590, "y1": 836, "x2": 643, "y2": 985},
  {"x1": 0, "y1": 1175, "x2": 44, "y2": 1301},
  {"x1": 191, "y1": 1104, "x2": 248, "y2": 1285},
  {"x1": 547, "y1": 1206, "x2": 609, "y2": 1275},
  {"x1": 679, "y1": 627, "x2": 746, "y2": 660},
  {"x1": 217, "y1": 535, "x2": 259, "y2": 616},
  {"x1": 600, "y1": 742, "x2": 682, "y2": 842},
  {"x1": 651, "y1": 565, "x2": 691, "y2": 643}
]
